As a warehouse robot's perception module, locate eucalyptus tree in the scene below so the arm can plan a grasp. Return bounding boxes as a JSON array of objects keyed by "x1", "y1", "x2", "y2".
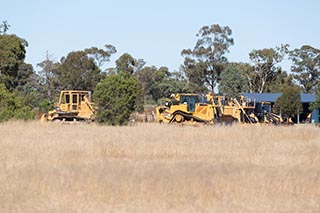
[
  {"x1": 115, "y1": 53, "x2": 145, "y2": 75},
  {"x1": 58, "y1": 51, "x2": 103, "y2": 91},
  {"x1": 248, "y1": 45, "x2": 288, "y2": 93},
  {"x1": 136, "y1": 66, "x2": 189, "y2": 103},
  {"x1": 37, "y1": 51, "x2": 61, "y2": 101},
  {"x1": 57, "y1": 44, "x2": 117, "y2": 91},
  {"x1": 289, "y1": 45, "x2": 320, "y2": 93},
  {"x1": 181, "y1": 24, "x2": 234, "y2": 92},
  {"x1": 85, "y1": 44, "x2": 116, "y2": 70}
]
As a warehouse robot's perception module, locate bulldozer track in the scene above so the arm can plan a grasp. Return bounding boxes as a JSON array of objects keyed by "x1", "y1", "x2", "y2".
[{"x1": 169, "y1": 110, "x2": 212, "y2": 124}]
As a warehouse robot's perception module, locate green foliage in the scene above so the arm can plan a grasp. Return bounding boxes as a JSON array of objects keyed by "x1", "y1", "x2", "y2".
[
  {"x1": 289, "y1": 45, "x2": 320, "y2": 93},
  {"x1": 310, "y1": 97, "x2": 320, "y2": 111},
  {"x1": 0, "y1": 84, "x2": 35, "y2": 122},
  {"x1": 181, "y1": 24, "x2": 234, "y2": 92},
  {"x1": 15, "y1": 63, "x2": 35, "y2": 92},
  {"x1": 115, "y1": 53, "x2": 145, "y2": 75},
  {"x1": 248, "y1": 45, "x2": 287, "y2": 93},
  {"x1": 219, "y1": 63, "x2": 248, "y2": 98},
  {"x1": 180, "y1": 60, "x2": 208, "y2": 93},
  {"x1": 38, "y1": 99, "x2": 54, "y2": 113},
  {"x1": 37, "y1": 45, "x2": 116, "y2": 99},
  {"x1": 310, "y1": 83, "x2": 320, "y2": 111},
  {"x1": 264, "y1": 70, "x2": 293, "y2": 93},
  {"x1": 94, "y1": 73, "x2": 140, "y2": 125},
  {"x1": 273, "y1": 86, "x2": 302, "y2": 118},
  {"x1": 58, "y1": 51, "x2": 104, "y2": 91},
  {"x1": 0, "y1": 34, "x2": 34, "y2": 91},
  {"x1": 136, "y1": 66, "x2": 190, "y2": 102},
  {"x1": 22, "y1": 90, "x2": 54, "y2": 114},
  {"x1": 85, "y1": 44, "x2": 117, "y2": 69}
]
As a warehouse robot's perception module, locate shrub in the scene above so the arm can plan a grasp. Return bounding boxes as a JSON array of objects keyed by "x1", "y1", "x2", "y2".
[
  {"x1": 94, "y1": 73, "x2": 140, "y2": 125},
  {"x1": 0, "y1": 84, "x2": 35, "y2": 122},
  {"x1": 273, "y1": 85, "x2": 302, "y2": 118}
]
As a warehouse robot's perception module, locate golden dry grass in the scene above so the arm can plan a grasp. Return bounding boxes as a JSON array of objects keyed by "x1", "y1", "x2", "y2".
[{"x1": 0, "y1": 121, "x2": 320, "y2": 212}]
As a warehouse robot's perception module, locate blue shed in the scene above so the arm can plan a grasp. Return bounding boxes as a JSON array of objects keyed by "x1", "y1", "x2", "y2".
[
  {"x1": 242, "y1": 93, "x2": 317, "y2": 124},
  {"x1": 242, "y1": 93, "x2": 316, "y2": 103}
]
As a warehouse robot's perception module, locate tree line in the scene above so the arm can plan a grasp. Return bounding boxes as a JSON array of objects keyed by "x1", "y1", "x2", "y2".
[{"x1": 0, "y1": 21, "x2": 319, "y2": 124}]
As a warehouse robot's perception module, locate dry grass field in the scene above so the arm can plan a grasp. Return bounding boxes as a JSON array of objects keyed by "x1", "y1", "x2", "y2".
[{"x1": 0, "y1": 121, "x2": 319, "y2": 212}]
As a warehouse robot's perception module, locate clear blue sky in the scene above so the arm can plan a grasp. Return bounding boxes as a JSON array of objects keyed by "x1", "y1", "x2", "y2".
[{"x1": 2, "y1": 0, "x2": 320, "y2": 72}]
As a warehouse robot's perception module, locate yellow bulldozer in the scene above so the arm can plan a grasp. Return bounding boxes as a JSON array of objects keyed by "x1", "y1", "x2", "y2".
[
  {"x1": 156, "y1": 93, "x2": 258, "y2": 125},
  {"x1": 40, "y1": 90, "x2": 95, "y2": 122}
]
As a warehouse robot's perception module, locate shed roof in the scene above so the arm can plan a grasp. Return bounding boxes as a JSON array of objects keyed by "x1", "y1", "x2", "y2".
[{"x1": 242, "y1": 93, "x2": 316, "y2": 103}]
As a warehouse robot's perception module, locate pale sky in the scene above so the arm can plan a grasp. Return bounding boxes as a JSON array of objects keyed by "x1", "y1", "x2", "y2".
[{"x1": 2, "y1": 0, "x2": 320, "y2": 72}]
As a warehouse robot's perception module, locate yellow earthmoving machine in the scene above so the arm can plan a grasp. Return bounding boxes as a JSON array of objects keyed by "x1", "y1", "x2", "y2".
[
  {"x1": 156, "y1": 93, "x2": 217, "y2": 124},
  {"x1": 156, "y1": 93, "x2": 258, "y2": 125},
  {"x1": 214, "y1": 95, "x2": 258, "y2": 124},
  {"x1": 40, "y1": 90, "x2": 95, "y2": 122}
]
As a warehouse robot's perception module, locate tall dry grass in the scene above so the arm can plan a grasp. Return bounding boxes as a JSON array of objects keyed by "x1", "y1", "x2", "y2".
[{"x1": 0, "y1": 121, "x2": 319, "y2": 212}]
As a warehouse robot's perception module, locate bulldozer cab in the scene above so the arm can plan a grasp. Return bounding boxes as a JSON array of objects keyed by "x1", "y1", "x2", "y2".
[
  {"x1": 174, "y1": 94, "x2": 199, "y2": 112},
  {"x1": 58, "y1": 90, "x2": 91, "y2": 112},
  {"x1": 180, "y1": 95, "x2": 198, "y2": 112}
]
